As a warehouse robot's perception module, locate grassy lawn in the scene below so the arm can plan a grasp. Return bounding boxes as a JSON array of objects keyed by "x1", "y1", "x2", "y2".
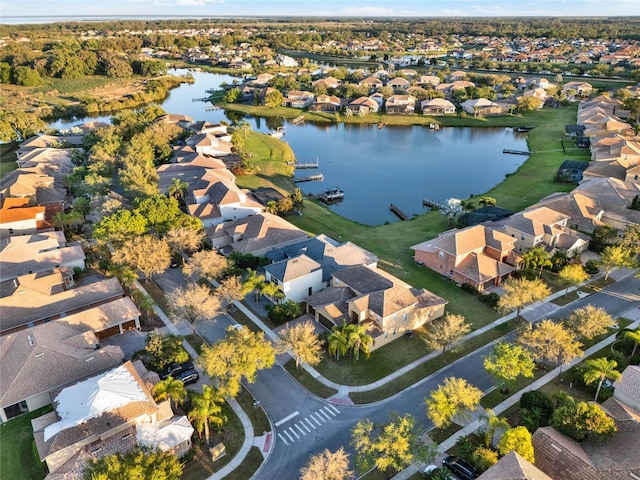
[
  {"x1": 283, "y1": 359, "x2": 339, "y2": 398},
  {"x1": 0, "y1": 406, "x2": 51, "y2": 480},
  {"x1": 0, "y1": 141, "x2": 18, "y2": 178}
]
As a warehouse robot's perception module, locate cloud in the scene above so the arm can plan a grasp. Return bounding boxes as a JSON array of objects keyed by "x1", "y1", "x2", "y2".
[{"x1": 339, "y1": 6, "x2": 395, "y2": 16}]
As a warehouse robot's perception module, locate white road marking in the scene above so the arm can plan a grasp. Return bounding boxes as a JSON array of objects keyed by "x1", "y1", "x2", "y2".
[
  {"x1": 323, "y1": 406, "x2": 338, "y2": 417},
  {"x1": 311, "y1": 414, "x2": 322, "y2": 426},
  {"x1": 327, "y1": 404, "x2": 340, "y2": 415},
  {"x1": 304, "y1": 418, "x2": 316, "y2": 429},
  {"x1": 314, "y1": 412, "x2": 327, "y2": 423},
  {"x1": 283, "y1": 430, "x2": 294, "y2": 443},
  {"x1": 300, "y1": 422, "x2": 311, "y2": 433},
  {"x1": 318, "y1": 409, "x2": 332, "y2": 421},
  {"x1": 275, "y1": 411, "x2": 299, "y2": 427},
  {"x1": 295, "y1": 424, "x2": 307, "y2": 435},
  {"x1": 280, "y1": 435, "x2": 289, "y2": 446},
  {"x1": 288, "y1": 427, "x2": 300, "y2": 439}
]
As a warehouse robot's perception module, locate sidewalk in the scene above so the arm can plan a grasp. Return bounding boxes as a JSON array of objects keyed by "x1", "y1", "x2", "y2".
[{"x1": 389, "y1": 307, "x2": 640, "y2": 480}]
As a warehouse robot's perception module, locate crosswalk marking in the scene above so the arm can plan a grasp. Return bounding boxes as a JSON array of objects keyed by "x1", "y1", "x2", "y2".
[{"x1": 277, "y1": 405, "x2": 341, "y2": 446}]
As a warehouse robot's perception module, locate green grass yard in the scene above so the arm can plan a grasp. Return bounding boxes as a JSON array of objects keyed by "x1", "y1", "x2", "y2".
[{"x1": 0, "y1": 406, "x2": 51, "y2": 480}]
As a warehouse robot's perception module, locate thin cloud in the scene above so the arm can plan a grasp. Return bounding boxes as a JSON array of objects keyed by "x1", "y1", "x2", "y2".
[{"x1": 340, "y1": 6, "x2": 396, "y2": 16}]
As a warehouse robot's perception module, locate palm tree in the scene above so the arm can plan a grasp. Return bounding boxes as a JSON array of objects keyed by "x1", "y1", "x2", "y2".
[
  {"x1": 266, "y1": 200, "x2": 279, "y2": 215},
  {"x1": 460, "y1": 198, "x2": 476, "y2": 212},
  {"x1": 521, "y1": 246, "x2": 553, "y2": 277},
  {"x1": 188, "y1": 385, "x2": 226, "y2": 446},
  {"x1": 327, "y1": 323, "x2": 349, "y2": 361},
  {"x1": 168, "y1": 177, "x2": 188, "y2": 202},
  {"x1": 261, "y1": 282, "x2": 284, "y2": 304},
  {"x1": 242, "y1": 268, "x2": 266, "y2": 303},
  {"x1": 583, "y1": 357, "x2": 622, "y2": 402},
  {"x1": 152, "y1": 376, "x2": 187, "y2": 408},
  {"x1": 344, "y1": 323, "x2": 373, "y2": 360},
  {"x1": 72, "y1": 196, "x2": 91, "y2": 221},
  {"x1": 237, "y1": 120, "x2": 251, "y2": 138},
  {"x1": 624, "y1": 328, "x2": 640, "y2": 358},
  {"x1": 478, "y1": 196, "x2": 497, "y2": 207},
  {"x1": 106, "y1": 263, "x2": 138, "y2": 294}
]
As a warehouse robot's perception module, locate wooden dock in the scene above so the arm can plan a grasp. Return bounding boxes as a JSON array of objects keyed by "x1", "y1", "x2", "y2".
[
  {"x1": 293, "y1": 115, "x2": 306, "y2": 124},
  {"x1": 503, "y1": 149, "x2": 530, "y2": 156},
  {"x1": 205, "y1": 105, "x2": 221, "y2": 111},
  {"x1": 204, "y1": 88, "x2": 217, "y2": 94},
  {"x1": 192, "y1": 97, "x2": 209, "y2": 102},
  {"x1": 423, "y1": 198, "x2": 444, "y2": 209},
  {"x1": 287, "y1": 160, "x2": 319, "y2": 169},
  {"x1": 390, "y1": 203, "x2": 409, "y2": 221},
  {"x1": 294, "y1": 174, "x2": 324, "y2": 183}
]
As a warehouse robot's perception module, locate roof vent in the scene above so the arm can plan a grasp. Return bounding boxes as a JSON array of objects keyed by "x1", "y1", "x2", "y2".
[
  {"x1": 85, "y1": 356, "x2": 94, "y2": 362},
  {"x1": 551, "y1": 443, "x2": 562, "y2": 453},
  {"x1": 27, "y1": 335, "x2": 34, "y2": 346},
  {"x1": 35, "y1": 352, "x2": 44, "y2": 358}
]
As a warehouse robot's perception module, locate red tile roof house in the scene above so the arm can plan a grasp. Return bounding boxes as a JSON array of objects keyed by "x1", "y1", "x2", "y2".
[
  {"x1": 304, "y1": 265, "x2": 447, "y2": 350},
  {"x1": 309, "y1": 94, "x2": 342, "y2": 112},
  {"x1": 420, "y1": 98, "x2": 456, "y2": 116},
  {"x1": 411, "y1": 225, "x2": 518, "y2": 292},
  {"x1": 32, "y1": 361, "x2": 194, "y2": 478}
]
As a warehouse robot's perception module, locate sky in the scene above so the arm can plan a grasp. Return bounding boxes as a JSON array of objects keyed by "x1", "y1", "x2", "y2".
[{"x1": 1, "y1": 0, "x2": 639, "y2": 20}]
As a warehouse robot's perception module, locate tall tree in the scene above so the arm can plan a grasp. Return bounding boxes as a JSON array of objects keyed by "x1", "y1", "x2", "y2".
[
  {"x1": 242, "y1": 268, "x2": 267, "y2": 303},
  {"x1": 551, "y1": 395, "x2": 616, "y2": 442},
  {"x1": 521, "y1": 246, "x2": 553, "y2": 277},
  {"x1": 327, "y1": 323, "x2": 350, "y2": 361},
  {"x1": 92, "y1": 208, "x2": 148, "y2": 246},
  {"x1": 344, "y1": 323, "x2": 373, "y2": 360},
  {"x1": 198, "y1": 326, "x2": 276, "y2": 397},
  {"x1": 423, "y1": 313, "x2": 471, "y2": 355},
  {"x1": 558, "y1": 263, "x2": 589, "y2": 298},
  {"x1": 111, "y1": 235, "x2": 171, "y2": 282},
  {"x1": 599, "y1": 245, "x2": 637, "y2": 280},
  {"x1": 168, "y1": 177, "x2": 189, "y2": 202},
  {"x1": 583, "y1": 357, "x2": 622, "y2": 402},
  {"x1": 183, "y1": 249, "x2": 231, "y2": 281},
  {"x1": 166, "y1": 282, "x2": 222, "y2": 325},
  {"x1": 517, "y1": 319, "x2": 583, "y2": 369},
  {"x1": 425, "y1": 377, "x2": 482, "y2": 429},
  {"x1": 144, "y1": 331, "x2": 189, "y2": 372},
  {"x1": 152, "y1": 376, "x2": 187, "y2": 407},
  {"x1": 483, "y1": 342, "x2": 535, "y2": 394},
  {"x1": 478, "y1": 196, "x2": 497, "y2": 207},
  {"x1": 624, "y1": 328, "x2": 640, "y2": 358},
  {"x1": 215, "y1": 275, "x2": 245, "y2": 312},
  {"x1": 498, "y1": 277, "x2": 551, "y2": 320},
  {"x1": 165, "y1": 227, "x2": 204, "y2": 257},
  {"x1": 498, "y1": 426, "x2": 535, "y2": 463},
  {"x1": 619, "y1": 223, "x2": 640, "y2": 257},
  {"x1": 84, "y1": 447, "x2": 183, "y2": 480},
  {"x1": 565, "y1": 304, "x2": 614, "y2": 341},
  {"x1": 277, "y1": 320, "x2": 324, "y2": 369},
  {"x1": 300, "y1": 447, "x2": 353, "y2": 480},
  {"x1": 351, "y1": 413, "x2": 434, "y2": 474},
  {"x1": 188, "y1": 385, "x2": 226, "y2": 446}
]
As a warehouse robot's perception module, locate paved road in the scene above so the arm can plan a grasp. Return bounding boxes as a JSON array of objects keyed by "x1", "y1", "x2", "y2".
[{"x1": 251, "y1": 272, "x2": 640, "y2": 478}]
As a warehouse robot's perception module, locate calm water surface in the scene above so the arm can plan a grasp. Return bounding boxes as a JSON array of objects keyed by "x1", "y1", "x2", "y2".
[{"x1": 47, "y1": 70, "x2": 529, "y2": 226}]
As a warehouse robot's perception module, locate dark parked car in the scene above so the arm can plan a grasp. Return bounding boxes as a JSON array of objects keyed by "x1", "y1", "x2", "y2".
[
  {"x1": 159, "y1": 360, "x2": 194, "y2": 380},
  {"x1": 443, "y1": 455, "x2": 478, "y2": 480},
  {"x1": 175, "y1": 368, "x2": 199, "y2": 385}
]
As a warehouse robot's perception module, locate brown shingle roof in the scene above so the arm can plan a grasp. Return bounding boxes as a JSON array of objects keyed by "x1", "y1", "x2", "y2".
[{"x1": 477, "y1": 451, "x2": 552, "y2": 480}]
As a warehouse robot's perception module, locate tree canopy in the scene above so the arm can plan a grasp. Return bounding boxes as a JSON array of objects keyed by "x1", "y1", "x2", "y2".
[
  {"x1": 425, "y1": 377, "x2": 482, "y2": 429},
  {"x1": 300, "y1": 448, "x2": 353, "y2": 480},
  {"x1": 83, "y1": 447, "x2": 182, "y2": 480},
  {"x1": 483, "y1": 342, "x2": 535, "y2": 393}
]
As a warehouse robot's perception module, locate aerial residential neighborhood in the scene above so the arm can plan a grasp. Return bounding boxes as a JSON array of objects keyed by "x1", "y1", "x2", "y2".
[{"x1": 0, "y1": 10, "x2": 639, "y2": 480}]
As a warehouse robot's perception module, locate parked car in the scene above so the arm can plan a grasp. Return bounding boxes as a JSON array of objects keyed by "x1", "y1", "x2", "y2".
[
  {"x1": 159, "y1": 360, "x2": 194, "y2": 380},
  {"x1": 175, "y1": 368, "x2": 200, "y2": 385},
  {"x1": 443, "y1": 455, "x2": 478, "y2": 480}
]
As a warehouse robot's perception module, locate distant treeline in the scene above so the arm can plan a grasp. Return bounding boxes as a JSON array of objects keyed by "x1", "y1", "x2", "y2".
[{"x1": 1, "y1": 17, "x2": 639, "y2": 41}]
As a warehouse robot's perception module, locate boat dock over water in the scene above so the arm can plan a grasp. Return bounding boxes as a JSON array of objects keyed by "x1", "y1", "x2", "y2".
[
  {"x1": 294, "y1": 174, "x2": 324, "y2": 183},
  {"x1": 503, "y1": 149, "x2": 530, "y2": 155},
  {"x1": 390, "y1": 203, "x2": 409, "y2": 221},
  {"x1": 288, "y1": 159, "x2": 319, "y2": 169},
  {"x1": 423, "y1": 198, "x2": 444, "y2": 209},
  {"x1": 269, "y1": 126, "x2": 286, "y2": 139}
]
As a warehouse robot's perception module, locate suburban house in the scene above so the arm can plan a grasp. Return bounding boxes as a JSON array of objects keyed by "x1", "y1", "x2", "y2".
[
  {"x1": 32, "y1": 361, "x2": 194, "y2": 477},
  {"x1": 0, "y1": 274, "x2": 124, "y2": 336},
  {"x1": 436, "y1": 80, "x2": 475, "y2": 99},
  {"x1": 309, "y1": 94, "x2": 342, "y2": 112},
  {"x1": 304, "y1": 265, "x2": 447, "y2": 349},
  {"x1": 562, "y1": 81, "x2": 594, "y2": 97},
  {"x1": 386, "y1": 77, "x2": 411, "y2": 91},
  {"x1": 534, "y1": 177, "x2": 640, "y2": 234},
  {"x1": 420, "y1": 98, "x2": 456, "y2": 115},
  {"x1": 154, "y1": 113, "x2": 194, "y2": 129},
  {"x1": 0, "y1": 322, "x2": 125, "y2": 422},
  {"x1": 461, "y1": 98, "x2": 507, "y2": 116},
  {"x1": 0, "y1": 231, "x2": 85, "y2": 282},
  {"x1": 282, "y1": 90, "x2": 315, "y2": 109},
  {"x1": 385, "y1": 94, "x2": 416, "y2": 114},
  {"x1": 0, "y1": 197, "x2": 46, "y2": 238},
  {"x1": 495, "y1": 206, "x2": 590, "y2": 257},
  {"x1": 411, "y1": 225, "x2": 519, "y2": 292},
  {"x1": 15, "y1": 135, "x2": 83, "y2": 159},
  {"x1": 359, "y1": 76, "x2": 384, "y2": 91},
  {"x1": 184, "y1": 133, "x2": 233, "y2": 156},
  {"x1": 525, "y1": 366, "x2": 640, "y2": 479},
  {"x1": 416, "y1": 75, "x2": 440, "y2": 88},
  {"x1": 312, "y1": 76, "x2": 342, "y2": 90},
  {"x1": 0, "y1": 167, "x2": 67, "y2": 222},
  {"x1": 477, "y1": 451, "x2": 552, "y2": 480},
  {"x1": 347, "y1": 96, "x2": 380, "y2": 114},
  {"x1": 263, "y1": 234, "x2": 378, "y2": 303},
  {"x1": 187, "y1": 121, "x2": 231, "y2": 139},
  {"x1": 206, "y1": 212, "x2": 310, "y2": 256}
]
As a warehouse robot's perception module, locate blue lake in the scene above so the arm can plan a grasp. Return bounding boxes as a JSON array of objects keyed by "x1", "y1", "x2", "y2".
[{"x1": 47, "y1": 70, "x2": 529, "y2": 226}]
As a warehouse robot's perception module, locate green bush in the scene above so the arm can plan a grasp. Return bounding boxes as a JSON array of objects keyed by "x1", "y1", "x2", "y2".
[
  {"x1": 266, "y1": 300, "x2": 302, "y2": 324},
  {"x1": 519, "y1": 390, "x2": 554, "y2": 431},
  {"x1": 584, "y1": 260, "x2": 600, "y2": 275},
  {"x1": 479, "y1": 292, "x2": 500, "y2": 309}
]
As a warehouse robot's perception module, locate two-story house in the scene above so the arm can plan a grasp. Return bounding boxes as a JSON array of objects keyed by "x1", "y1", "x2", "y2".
[{"x1": 411, "y1": 225, "x2": 518, "y2": 292}]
